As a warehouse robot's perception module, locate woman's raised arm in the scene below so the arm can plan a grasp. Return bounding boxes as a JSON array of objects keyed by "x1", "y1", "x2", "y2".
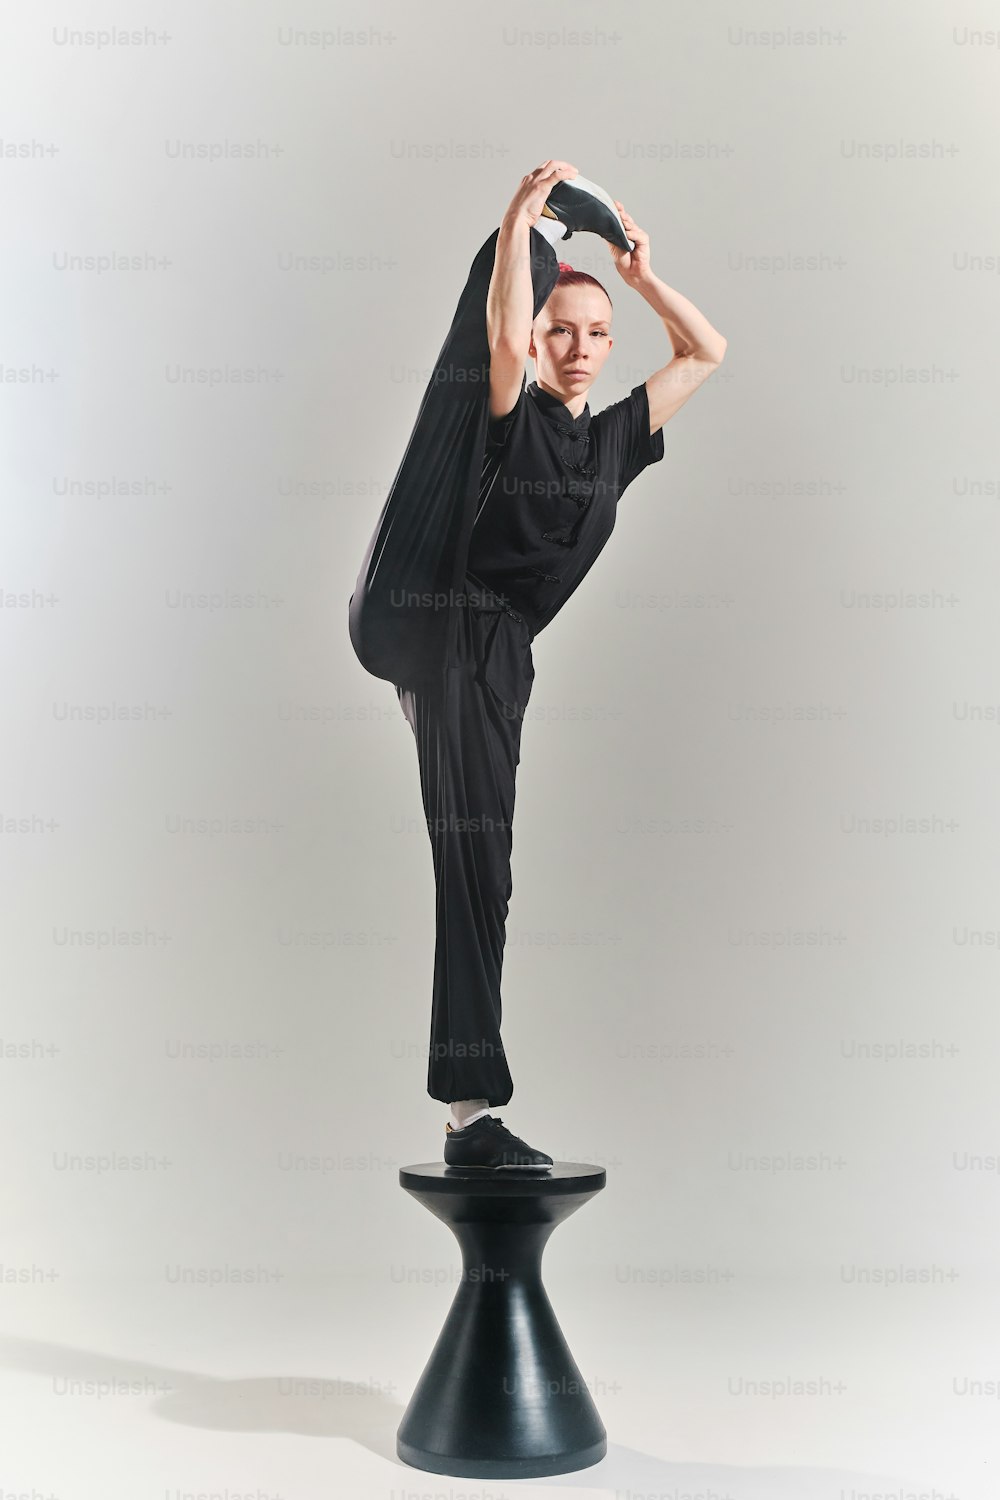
[
  {"x1": 609, "y1": 200, "x2": 727, "y2": 435},
  {"x1": 486, "y1": 161, "x2": 577, "y2": 420}
]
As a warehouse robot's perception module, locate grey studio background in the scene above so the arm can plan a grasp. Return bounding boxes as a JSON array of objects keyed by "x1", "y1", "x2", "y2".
[{"x1": 1, "y1": 2, "x2": 997, "y2": 1497}]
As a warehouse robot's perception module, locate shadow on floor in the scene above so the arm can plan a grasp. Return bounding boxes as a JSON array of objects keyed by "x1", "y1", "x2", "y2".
[{"x1": 0, "y1": 1333, "x2": 936, "y2": 1496}]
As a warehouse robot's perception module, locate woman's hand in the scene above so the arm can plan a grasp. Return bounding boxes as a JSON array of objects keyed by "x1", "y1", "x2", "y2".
[
  {"x1": 608, "y1": 201, "x2": 652, "y2": 284},
  {"x1": 501, "y1": 160, "x2": 579, "y2": 233}
]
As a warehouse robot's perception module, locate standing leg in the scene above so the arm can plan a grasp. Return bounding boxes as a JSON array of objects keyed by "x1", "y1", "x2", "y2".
[
  {"x1": 398, "y1": 604, "x2": 529, "y2": 1107},
  {"x1": 347, "y1": 226, "x2": 559, "y2": 691}
]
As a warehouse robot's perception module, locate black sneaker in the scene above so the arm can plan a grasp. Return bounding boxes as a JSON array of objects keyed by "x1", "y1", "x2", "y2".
[
  {"x1": 444, "y1": 1114, "x2": 553, "y2": 1170},
  {"x1": 539, "y1": 171, "x2": 634, "y2": 253}
]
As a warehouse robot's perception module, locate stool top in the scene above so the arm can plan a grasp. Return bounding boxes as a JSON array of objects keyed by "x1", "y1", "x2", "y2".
[{"x1": 399, "y1": 1162, "x2": 605, "y2": 1195}]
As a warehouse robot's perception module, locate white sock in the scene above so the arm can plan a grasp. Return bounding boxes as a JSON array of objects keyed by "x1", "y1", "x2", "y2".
[
  {"x1": 449, "y1": 1098, "x2": 491, "y2": 1130},
  {"x1": 533, "y1": 215, "x2": 568, "y2": 248}
]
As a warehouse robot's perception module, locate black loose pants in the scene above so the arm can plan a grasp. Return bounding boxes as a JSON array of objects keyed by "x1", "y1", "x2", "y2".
[{"x1": 348, "y1": 225, "x2": 559, "y2": 1106}]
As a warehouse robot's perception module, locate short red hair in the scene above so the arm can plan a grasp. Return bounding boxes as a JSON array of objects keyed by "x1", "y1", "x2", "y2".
[{"x1": 553, "y1": 262, "x2": 613, "y2": 310}]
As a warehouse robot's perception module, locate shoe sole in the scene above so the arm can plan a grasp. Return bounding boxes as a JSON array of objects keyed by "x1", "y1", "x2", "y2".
[{"x1": 444, "y1": 1161, "x2": 553, "y2": 1171}]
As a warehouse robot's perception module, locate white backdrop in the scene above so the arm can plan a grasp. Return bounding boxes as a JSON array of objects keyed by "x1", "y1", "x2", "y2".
[{"x1": 1, "y1": 2, "x2": 997, "y2": 1496}]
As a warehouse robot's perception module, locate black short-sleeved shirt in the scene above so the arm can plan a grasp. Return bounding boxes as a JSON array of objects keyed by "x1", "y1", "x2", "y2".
[{"x1": 466, "y1": 373, "x2": 664, "y2": 640}]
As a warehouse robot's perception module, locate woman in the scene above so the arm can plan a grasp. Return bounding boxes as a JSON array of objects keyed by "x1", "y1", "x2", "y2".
[{"x1": 348, "y1": 160, "x2": 726, "y2": 1170}]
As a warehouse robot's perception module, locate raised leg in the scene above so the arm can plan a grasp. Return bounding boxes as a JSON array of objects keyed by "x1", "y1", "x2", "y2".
[{"x1": 347, "y1": 226, "x2": 559, "y2": 691}]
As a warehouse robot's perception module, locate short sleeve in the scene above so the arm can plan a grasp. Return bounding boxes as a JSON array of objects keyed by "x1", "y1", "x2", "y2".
[
  {"x1": 599, "y1": 380, "x2": 665, "y2": 499},
  {"x1": 485, "y1": 369, "x2": 527, "y2": 451}
]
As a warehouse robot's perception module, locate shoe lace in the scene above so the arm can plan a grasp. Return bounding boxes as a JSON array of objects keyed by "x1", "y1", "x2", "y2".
[{"x1": 490, "y1": 1117, "x2": 528, "y2": 1147}]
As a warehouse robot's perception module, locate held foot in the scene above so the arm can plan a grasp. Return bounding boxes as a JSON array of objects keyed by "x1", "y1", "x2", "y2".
[{"x1": 540, "y1": 172, "x2": 635, "y2": 252}]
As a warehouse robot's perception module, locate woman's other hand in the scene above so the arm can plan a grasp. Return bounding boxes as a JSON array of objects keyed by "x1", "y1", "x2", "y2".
[{"x1": 608, "y1": 201, "x2": 651, "y2": 284}]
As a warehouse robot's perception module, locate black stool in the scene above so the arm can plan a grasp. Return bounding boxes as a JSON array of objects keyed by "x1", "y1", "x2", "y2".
[{"x1": 396, "y1": 1160, "x2": 607, "y2": 1479}]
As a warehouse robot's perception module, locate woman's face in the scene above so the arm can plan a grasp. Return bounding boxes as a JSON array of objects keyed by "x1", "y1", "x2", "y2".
[{"x1": 529, "y1": 285, "x2": 614, "y2": 403}]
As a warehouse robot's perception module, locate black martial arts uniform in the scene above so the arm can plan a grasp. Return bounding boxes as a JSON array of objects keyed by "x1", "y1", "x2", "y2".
[{"x1": 348, "y1": 225, "x2": 664, "y2": 1107}]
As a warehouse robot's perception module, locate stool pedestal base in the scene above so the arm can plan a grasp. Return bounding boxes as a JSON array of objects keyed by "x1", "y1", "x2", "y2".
[{"x1": 396, "y1": 1161, "x2": 607, "y2": 1480}]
